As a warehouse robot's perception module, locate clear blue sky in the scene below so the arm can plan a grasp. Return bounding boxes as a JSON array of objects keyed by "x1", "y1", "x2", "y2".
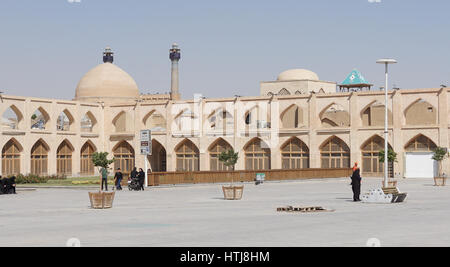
[{"x1": 0, "y1": 0, "x2": 449, "y2": 100}]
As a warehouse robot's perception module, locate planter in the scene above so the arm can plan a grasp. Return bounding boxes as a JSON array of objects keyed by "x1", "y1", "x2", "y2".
[
  {"x1": 222, "y1": 186, "x2": 244, "y2": 200},
  {"x1": 434, "y1": 177, "x2": 447, "y2": 186},
  {"x1": 382, "y1": 180, "x2": 398, "y2": 188},
  {"x1": 89, "y1": 191, "x2": 115, "y2": 209}
]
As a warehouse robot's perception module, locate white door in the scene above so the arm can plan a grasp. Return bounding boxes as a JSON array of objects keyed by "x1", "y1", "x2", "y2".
[{"x1": 405, "y1": 152, "x2": 436, "y2": 178}]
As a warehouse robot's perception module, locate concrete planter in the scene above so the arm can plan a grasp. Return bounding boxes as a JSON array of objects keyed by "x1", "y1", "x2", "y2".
[
  {"x1": 89, "y1": 191, "x2": 115, "y2": 209},
  {"x1": 434, "y1": 177, "x2": 447, "y2": 186},
  {"x1": 222, "y1": 186, "x2": 244, "y2": 200}
]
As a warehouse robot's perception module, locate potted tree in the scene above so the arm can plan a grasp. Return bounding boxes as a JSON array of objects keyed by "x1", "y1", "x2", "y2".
[
  {"x1": 89, "y1": 152, "x2": 116, "y2": 209},
  {"x1": 379, "y1": 149, "x2": 398, "y2": 187},
  {"x1": 432, "y1": 147, "x2": 448, "y2": 186},
  {"x1": 219, "y1": 149, "x2": 243, "y2": 200}
]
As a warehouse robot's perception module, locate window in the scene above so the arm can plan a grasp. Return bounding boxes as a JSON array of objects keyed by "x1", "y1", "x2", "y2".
[
  {"x1": 81, "y1": 141, "x2": 96, "y2": 176},
  {"x1": 2, "y1": 139, "x2": 21, "y2": 176},
  {"x1": 176, "y1": 140, "x2": 199, "y2": 172},
  {"x1": 281, "y1": 138, "x2": 309, "y2": 169},
  {"x1": 405, "y1": 135, "x2": 437, "y2": 152},
  {"x1": 31, "y1": 140, "x2": 49, "y2": 175},
  {"x1": 113, "y1": 141, "x2": 135, "y2": 177},
  {"x1": 320, "y1": 137, "x2": 350, "y2": 169},
  {"x1": 57, "y1": 141, "x2": 73, "y2": 176},
  {"x1": 209, "y1": 139, "x2": 233, "y2": 171},
  {"x1": 245, "y1": 138, "x2": 271, "y2": 170}
]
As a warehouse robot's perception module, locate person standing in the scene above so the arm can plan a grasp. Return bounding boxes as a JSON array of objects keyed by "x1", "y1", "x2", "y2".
[
  {"x1": 114, "y1": 168, "x2": 123, "y2": 191},
  {"x1": 100, "y1": 166, "x2": 109, "y2": 191},
  {"x1": 351, "y1": 166, "x2": 362, "y2": 202},
  {"x1": 138, "y1": 168, "x2": 145, "y2": 191}
]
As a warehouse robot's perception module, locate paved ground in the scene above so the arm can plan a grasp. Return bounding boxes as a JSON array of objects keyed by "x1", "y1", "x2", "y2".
[{"x1": 1, "y1": 178, "x2": 449, "y2": 247}]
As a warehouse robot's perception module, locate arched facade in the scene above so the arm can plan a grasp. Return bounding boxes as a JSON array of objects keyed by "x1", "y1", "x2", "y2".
[
  {"x1": 175, "y1": 139, "x2": 199, "y2": 172},
  {"x1": 281, "y1": 137, "x2": 309, "y2": 169},
  {"x1": 281, "y1": 105, "x2": 303, "y2": 129},
  {"x1": 30, "y1": 139, "x2": 49, "y2": 176},
  {"x1": 113, "y1": 141, "x2": 135, "y2": 177},
  {"x1": 80, "y1": 141, "x2": 96, "y2": 176},
  {"x1": 244, "y1": 138, "x2": 271, "y2": 170},
  {"x1": 149, "y1": 140, "x2": 167, "y2": 172},
  {"x1": 320, "y1": 136, "x2": 350, "y2": 169},
  {"x1": 57, "y1": 140, "x2": 74, "y2": 176},
  {"x1": 361, "y1": 135, "x2": 393, "y2": 176},
  {"x1": 2, "y1": 139, "x2": 22, "y2": 176},
  {"x1": 209, "y1": 138, "x2": 233, "y2": 171},
  {"x1": 405, "y1": 99, "x2": 437, "y2": 126},
  {"x1": 405, "y1": 134, "x2": 437, "y2": 152}
]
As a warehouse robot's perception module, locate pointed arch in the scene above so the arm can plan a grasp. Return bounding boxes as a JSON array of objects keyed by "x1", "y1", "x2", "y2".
[
  {"x1": 175, "y1": 139, "x2": 199, "y2": 172},
  {"x1": 361, "y1": 135, "x2": 393, "y2": 176},
  {"x1": 404, "y1": 99, "x2": 437, "y2": 125},
  {"x1": 295, "y1": 90, "x2": 302, "y2": 95},
  {"x1": 361, "y1": 100, "x2": 393, "y2": 127},
  {"x1": 278, "y1": 88, "x2": 291, "y2": 96},
  {"x1": 143, "y1": 110, "x2": 167, "y2": 131},
  {"x1": 31, "y1": 107, "x2": 50, "y2": 130},
  {"x1": 319, "y1": 103, "x2": 350, "y2": 128},
  {"x1": 405, "y1": 134, "x2": 437, "y2": 152},
  {"x1": 208, "y1": 108, "x2": 233, "y2": 132},
  {"x1": 244, "y1": 138, "x2": 271, "y2": 170},
  {"x1": 57, "y1": 109, "x2": 75, "y2": 131},
  {"x1": 281, "y1": 137, "x2": 309, "y2": 169},
  {"x1": 280, "y1": 104, "x2": 303, "y2": 129},
  {"x1": 209, "y1": 138, "x2": 233, "y2": 171},
  {"x1": 320, "y1": 136, "x2": 350, "y2": 168},
  {"x1": 30, "y1": 139, "x2": 50, "y2": 175},
  {"x1": 81, "y1": 111, "x2": 97, "y2": 133},
  {"x1": 174, "y1": 109, "x2": 197, "y2": 132},
  {"x1": 112, "y1": 111, "x2": 129, "y2": 132},
  {"x1": 150, "y1": 139, "x2": 167, "y2": 172},
  {"x1": 113, "y1": 140, "x2": 135, "y2": 177},
  {"x1": 57, "y1": 140, "x2": 74, "y2": 176},
  {"x1": 2, "y1": 105, "x2": 23, "y2": 130},
  {"x1": 2, "y1": 138, "x2": 23, "y2": 176},
  {"x1": 81, "y1": 140, "x2": 97, "y2": 175}
]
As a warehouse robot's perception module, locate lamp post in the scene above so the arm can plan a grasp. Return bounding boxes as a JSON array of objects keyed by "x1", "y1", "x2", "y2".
[{"x1": 376, "y1": 59, "x2": 397, "y2": 188}]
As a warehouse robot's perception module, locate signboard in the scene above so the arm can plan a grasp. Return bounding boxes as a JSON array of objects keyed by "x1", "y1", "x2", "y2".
[
  {"x1": 140, "y1": 130, "x2": 152, "y2": 155},
  {"x1": 256, "y1": 173, "x2": 266, "y2": 181}
]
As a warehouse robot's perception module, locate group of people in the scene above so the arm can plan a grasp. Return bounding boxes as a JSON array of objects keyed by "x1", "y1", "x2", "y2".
[
  {"x1": 99, "y1": 167, "x2": 146, "y2": 191},
  {"x1": 0, "y1": 176, "x2": 16, "y2": 195}
]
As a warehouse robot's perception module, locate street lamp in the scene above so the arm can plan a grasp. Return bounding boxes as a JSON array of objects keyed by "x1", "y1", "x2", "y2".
[{"x1": 376, "y1": 59, "x2": 397, "y2": 188}]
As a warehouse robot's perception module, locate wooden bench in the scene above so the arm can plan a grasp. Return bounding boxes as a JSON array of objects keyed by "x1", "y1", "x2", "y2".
[{"x1": 382, "y1": 187, "x2": 408, "y2": 203}]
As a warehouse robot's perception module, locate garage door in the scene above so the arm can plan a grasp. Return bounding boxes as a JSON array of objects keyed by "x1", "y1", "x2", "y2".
[{"x1": 405, "y1": 152, "x2": 437, "y2": 178}]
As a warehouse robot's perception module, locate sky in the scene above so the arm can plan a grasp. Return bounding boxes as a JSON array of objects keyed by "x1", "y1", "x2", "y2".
[{"x1": 0, "y1": 0, "x2": 449, "y2": 100}]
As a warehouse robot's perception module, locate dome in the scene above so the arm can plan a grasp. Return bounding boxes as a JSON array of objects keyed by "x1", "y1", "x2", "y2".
[
  {"x1": 75, "y1": 63, "x2": 140, "y2": 102},
  {"x1": 277, "y1": 69, "x2": 319, "y2": 81}
]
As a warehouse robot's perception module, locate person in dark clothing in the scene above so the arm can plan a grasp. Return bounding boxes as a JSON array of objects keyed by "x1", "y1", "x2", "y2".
[
  {"x1": 138, "y1": 168, "x2": 145, "y2": 191},
  {"x1": 114, "y1": 168, "x2": 123, "y2": 191},
  {"x1": 351, "y1": 167, "x2": 362, "y2": 202},
  {"x1": 0, "y1": 176, "x2": 5, "y2": 194},
  {"x1": 100, "y1": 167, "x2": 109, "y2": 191}
]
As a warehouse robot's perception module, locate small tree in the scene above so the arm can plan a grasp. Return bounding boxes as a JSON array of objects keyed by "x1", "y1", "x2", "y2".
[
  {"x1": 92, "y1": 152, "x2": 115, "y2": 191},
  {"x1": 432, "y1": 147, "x2": 448, "y2": 177},
  {"x1": 379, "y1": 149, "x2": 398, "y2": 178},
  {"x1": 219, "y1": 149, "x2": 239, "y2": 185}
]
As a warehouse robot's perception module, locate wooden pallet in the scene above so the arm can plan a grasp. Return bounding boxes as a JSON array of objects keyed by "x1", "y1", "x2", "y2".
[{"x1": 277, "y1": 206, "x2": 334, "y2": 213}]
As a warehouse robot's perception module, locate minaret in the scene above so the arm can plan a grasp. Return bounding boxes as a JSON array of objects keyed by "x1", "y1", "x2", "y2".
[
  {"x1": 103, "y1": 46, "x2": 114, "y2": 63},
  {"x1": 170, "y1": 43, "x2": 181, "y2": 100}
]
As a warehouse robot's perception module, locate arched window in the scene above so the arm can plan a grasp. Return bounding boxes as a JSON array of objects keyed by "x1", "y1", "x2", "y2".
[
  {"x1": 208, "y1": 109, "x2": 234, "y2": 133},
  {"x1": 244, "y1": 138, "x2": 271, "y2": 170},
  {"x1": 405, "y1": 135, "x2": 437, "y2": 152},
  {"x1": 2, "y1": 139, "x2": 22, "y2": 176},
  {"x1": 361, "y1": 101, "x2": 393, "y2": 127},
  {"x1": 320, "y1": 104, "x2": 350, "y2": 128},
  {"x1": 281, "y1": 138, "x2": 309, "y2": 169},
  {"x1": 175, "y1": 139, "x2": 199, "y2": 172},
  {"x1": 113, "y1": 141, "x2": 135, "y2": 177},
  {"x1": 405, "y1": 99, "x2": 437, "y2": 125},
  {"x1": 113, "y1": 111, "x2": 130, "y2": 133},
  {"x1": 150, "y1": 140, "x2": 167, "y2": 172},
  {"x1": 31, "y1": 107, "x2": 50, "y2": 130},
  {"x1": 31, "y1": 139, "x2": 49, "y2": 175},
  {"x1": 320, "y1": 137, "x2": 350, "y2": 168},
  {"x1": 245, "y1": 106, "x2": 270, "y2": 130},
  {"x1": 361, "y1": 136, "x2": 393, "y2": 175},
  {"x1": 57, "y1": 110, "x2": 74, "y2": 131},
  {"x1": 2, "y1": 105, "x2": 23, "y2": 130},
  {"x1": 281, "y1": 105, "x2": 303, "y2": 129},
  {"x1": 81, "y1": 141, "x2": 96, "y2": 176},
  {"x1": 143, "y1": 110, "x2": 166, "y2": 132},
  {"x1": 57, "y1": 140, "x2": 73, "y2": 176},
  {"x1": 209, "y1": 139, "x2": 233, "y2": 171},
  {"x1": 81, "y1": 112, "x2": 97, "y2": 133},
  {"x1": 174, "y1": 109, "x2": 198, "y2": 134}
]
